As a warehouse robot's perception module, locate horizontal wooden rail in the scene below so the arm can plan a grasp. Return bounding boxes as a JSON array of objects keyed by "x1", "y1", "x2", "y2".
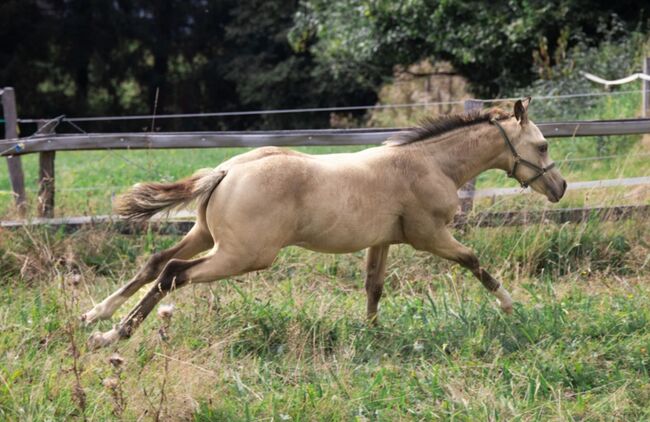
[
  {"x1": 453, "y1": 204, "x2": 650, "y2": 228},
  {"x1": 2, "y1": 205, "x2": 648, "y2": 233},
  {"x1": 459, "y1": 176, "x2": 650, "y2": 199},
  {"x1": 2, "y1": 118, "x2": 650, "y2": 156},
  {"x1": 537, "y1": 118, "x2": 650, "y2": 137},
  {"x1": 1, "y1": 129, "x2": 395, "y2": 156}
]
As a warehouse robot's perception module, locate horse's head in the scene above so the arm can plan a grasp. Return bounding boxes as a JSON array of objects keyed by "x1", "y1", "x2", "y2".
[{"x1": 499, "y1": 98, "x2": 567, "y2": 203}]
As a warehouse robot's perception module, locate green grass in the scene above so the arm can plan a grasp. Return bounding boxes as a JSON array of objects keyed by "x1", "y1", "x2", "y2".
[{"x1": 0, "y1": 219, "x2": 648, "y2": 420}]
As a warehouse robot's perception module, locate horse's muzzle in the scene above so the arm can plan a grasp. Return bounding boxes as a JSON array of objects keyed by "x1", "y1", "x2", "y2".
[{"x1": 548, "y1": 179, "x2": 567, "y2": 203}]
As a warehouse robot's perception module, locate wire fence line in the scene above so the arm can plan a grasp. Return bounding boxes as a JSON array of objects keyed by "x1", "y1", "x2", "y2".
[
  {"x1": 557, "y1": 152, "x2": 650, "y2": 164},
  {"x1": 0, "y1": 114, "x2": 66, "y2": 154},
  {"x1": 15, "y1": 88, "x2": 649, "y2": 125},
  {"x1": 3, "y1": 86, "x2": 648, "y2": 218}
]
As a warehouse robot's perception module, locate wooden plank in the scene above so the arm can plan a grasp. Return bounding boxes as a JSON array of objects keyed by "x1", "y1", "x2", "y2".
[
  {"x1": 2, "y1": 118, "x2": 650, "y2": 157},
  {"x1": 453, "y1": 204, "x2": 650, "y2": 228},
  {"x1": 459, "y1": 176, "x2": 650, "y2": 199},
  {"x1": 37, "y1": 120, "x2": 55, "y2": 218},
  {"x1": 0, "y1": 129, "x2": 399, "y2": 155},
  {"x1": 460, "y1": 99, "x2": 483, "y2": 213},
  {"x1": 641, "y1": 57, "x2": 650, "y2": 118},
  {"x1": 2, "y1": 87, "x2": 26, "y2": 214},
  {"x1": 0, "y1": 214, "x2": 194, "y2": 235},
  {"x1": 536, "y1": 118, "x2": 650, "y2": 137},
  {"x1": 2, "y1": 205, "x2": 648, "y2": 233}
]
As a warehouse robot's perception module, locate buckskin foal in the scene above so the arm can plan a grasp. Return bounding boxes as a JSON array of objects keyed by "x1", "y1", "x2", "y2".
[{"x1": 84, "y1": 98, "x2": 566, "y2": 349}]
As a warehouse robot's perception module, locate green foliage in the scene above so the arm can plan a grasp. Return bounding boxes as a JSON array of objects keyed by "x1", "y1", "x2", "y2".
[
  {"x1": 292, "y1": 0, "x2": 649, "y2": 96},
  {"x1": 0, "y1": 0, "x2": 376, "y2": 131},
  {"x1": 523, "y1": 26, "x2": 650, "y2": 120}
]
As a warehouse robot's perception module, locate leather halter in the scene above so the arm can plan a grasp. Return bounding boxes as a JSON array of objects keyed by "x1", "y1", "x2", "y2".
[{"x1": 490, "y1": 118, "x2": 555, "y2": 188}]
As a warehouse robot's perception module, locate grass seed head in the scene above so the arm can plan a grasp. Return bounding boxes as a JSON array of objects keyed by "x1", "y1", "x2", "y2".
[
  {"x1": 103, "y1": 377, "x2": 119, "y2": 390},
  {"x1": 157, "y1": 304, "x2": 175, "y2": 320},
  {"x1": 108, "y1": 353, "x2": 125, "y2": 368}
]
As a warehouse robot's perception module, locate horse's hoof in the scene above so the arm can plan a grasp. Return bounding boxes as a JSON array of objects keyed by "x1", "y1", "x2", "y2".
[
  {"x1": 80, "y1": 305, "x2": 108, "y2": 326},
  {"x1": 494, "y1": 286, "x2": 513, "y2": 315},
  {"x1": 80, "y1": 311, "x2": 96, "y2": 326},
  {"x1": 87, "y1": 328, "x2": 120, "y2": 350}
]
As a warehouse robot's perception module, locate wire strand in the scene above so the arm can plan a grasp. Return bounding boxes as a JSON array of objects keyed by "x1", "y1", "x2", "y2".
[{"x1": 16, "y1": 89, "x2": 649, "y2": 124}]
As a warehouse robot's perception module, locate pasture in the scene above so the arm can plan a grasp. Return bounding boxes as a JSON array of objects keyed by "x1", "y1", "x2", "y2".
[
  {"x1": 1, "y1": 92, "x2": 649, "y2": 420},
  {"x1": 1, "y1": 219, "x2": 649, "y2": 420}
]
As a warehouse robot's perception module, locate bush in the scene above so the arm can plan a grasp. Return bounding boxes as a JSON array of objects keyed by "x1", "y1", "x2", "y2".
[{"x1": 518, "y1": 22, "x2": 650, "y2": 121}]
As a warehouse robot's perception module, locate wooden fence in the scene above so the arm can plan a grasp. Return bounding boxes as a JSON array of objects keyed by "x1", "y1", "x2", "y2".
[
  {"x1": 2, "y1": 86, "x2": 650, "y2": 224},
  {"x1": 3, "y1": 205, "x2": 648, "y2": 234}
]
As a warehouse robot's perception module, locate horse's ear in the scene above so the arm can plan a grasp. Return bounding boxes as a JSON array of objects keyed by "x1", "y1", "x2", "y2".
[{"x1": 514, "y1": 96, "x2": 531, "y2": 125}]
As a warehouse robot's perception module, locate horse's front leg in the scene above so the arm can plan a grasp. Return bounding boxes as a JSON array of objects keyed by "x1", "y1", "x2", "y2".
[
  {"x1": 417, "y1": 227, "x2": 513, "y2": 313},
  {"x1": 365, "y1": 244, "x2": 390, "y2": 325}
]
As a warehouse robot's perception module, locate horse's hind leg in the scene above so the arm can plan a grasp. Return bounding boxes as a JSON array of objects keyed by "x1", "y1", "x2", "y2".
[
  {"x1": 88, "y1": 247, "x2": 278, "y2": 349},
  {"x1": 81, "y1": 224, "x2": 213, "y2": 324},
  {"x1": 365, "y1": 245, "x2": 389, "y2": 325}
]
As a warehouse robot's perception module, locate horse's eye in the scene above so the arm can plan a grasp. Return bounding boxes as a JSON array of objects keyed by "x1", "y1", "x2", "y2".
[{"x1": 538, "y1": 144, "x2": 548, "y2": 154}]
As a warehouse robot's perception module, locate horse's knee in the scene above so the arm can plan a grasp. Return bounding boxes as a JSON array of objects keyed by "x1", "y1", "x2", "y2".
[
  {"x1": 455, "y1": 254, "x2": 501, "y2": 292},
  {"x1": 455, "y1": 252, "x2": 480, "y2": 273}
]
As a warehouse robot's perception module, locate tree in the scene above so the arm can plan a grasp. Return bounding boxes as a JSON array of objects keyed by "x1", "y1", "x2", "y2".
[
  {"x1": 0, "y1": 0, "x2": 377, "y2": 131},
  {"x1": 290, "y1": 0, "x2": 649, "y2": 96}
]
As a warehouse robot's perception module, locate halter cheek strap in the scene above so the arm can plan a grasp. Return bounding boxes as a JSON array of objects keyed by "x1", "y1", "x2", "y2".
[{"x1": 489, "y1": 118, "x2": 555, "y2": 188}]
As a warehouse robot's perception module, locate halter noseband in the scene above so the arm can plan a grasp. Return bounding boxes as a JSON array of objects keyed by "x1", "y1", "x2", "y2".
[{"x1": 489, "y1": 118, "x2": 555, "y2": 188}]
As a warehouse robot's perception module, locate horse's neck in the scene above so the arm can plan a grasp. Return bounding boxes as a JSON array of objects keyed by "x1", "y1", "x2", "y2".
[{"x1": 420, "y1": 124, "x2": 510, "y2": 188}]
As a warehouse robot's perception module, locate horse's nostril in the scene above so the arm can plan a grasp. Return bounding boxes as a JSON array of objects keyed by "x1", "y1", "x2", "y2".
[{"x1": 561, "y1": 180, "x2": 567, "y2": 196}]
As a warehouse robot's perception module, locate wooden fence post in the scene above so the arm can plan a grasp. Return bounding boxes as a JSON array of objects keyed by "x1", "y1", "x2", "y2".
[
  {"x1": 37, "y1": 120, "x2": 56, "y2": 217},
  {"x1": 641, "y1": 57, "x2": 650, "y2": 117},
  {"x1": 2, "y1": 87, "x2": 26, "y2": 215},
  {"x1": 460, "y1": 99, "x2": 483, "y2": 213}
]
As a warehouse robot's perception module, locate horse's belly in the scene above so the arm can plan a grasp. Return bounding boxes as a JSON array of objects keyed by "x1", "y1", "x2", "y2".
[
  {"x1": 291, "y1": 211, "x2": 400, "y2": 253},
  {"x1": 294, "y1": 237, "x2": 384, "y2": 254}
]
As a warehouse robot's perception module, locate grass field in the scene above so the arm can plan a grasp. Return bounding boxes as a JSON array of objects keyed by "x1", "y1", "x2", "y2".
[
  {"x1": 0, "y1": 92, "x2": 649, "y2": 420},
  {"x1": 0, "y1": 218, "x2": 649, "y2": 420}
]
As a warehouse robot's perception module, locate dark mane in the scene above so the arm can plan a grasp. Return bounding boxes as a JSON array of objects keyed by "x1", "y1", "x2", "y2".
[{"x1": 386, "y1": 108, "x2": 512, "y2": 146}]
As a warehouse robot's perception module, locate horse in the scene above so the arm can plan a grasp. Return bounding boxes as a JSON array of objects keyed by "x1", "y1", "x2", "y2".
[{"x1": 83, "y1": 98, "x2": 566, "y2": 349}]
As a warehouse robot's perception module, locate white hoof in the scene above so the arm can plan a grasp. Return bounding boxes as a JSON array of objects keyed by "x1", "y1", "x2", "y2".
[
  {"x1": 88, "y1": 328, "x2": 120, "y2": 350},
  {"x1": 81, "y1": 295, "x2": 129, "y2": 325},
  {"x1": 494, "y1": 286, "x2": 513, "y2": 314},
  {"x1": 80, "y1": 303, "x2": 114, "y2": 325}
]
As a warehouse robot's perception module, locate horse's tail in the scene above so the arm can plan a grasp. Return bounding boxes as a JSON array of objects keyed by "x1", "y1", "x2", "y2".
[{"x1": 114, "y1": 168, "x2": 227, "y2": 222}]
